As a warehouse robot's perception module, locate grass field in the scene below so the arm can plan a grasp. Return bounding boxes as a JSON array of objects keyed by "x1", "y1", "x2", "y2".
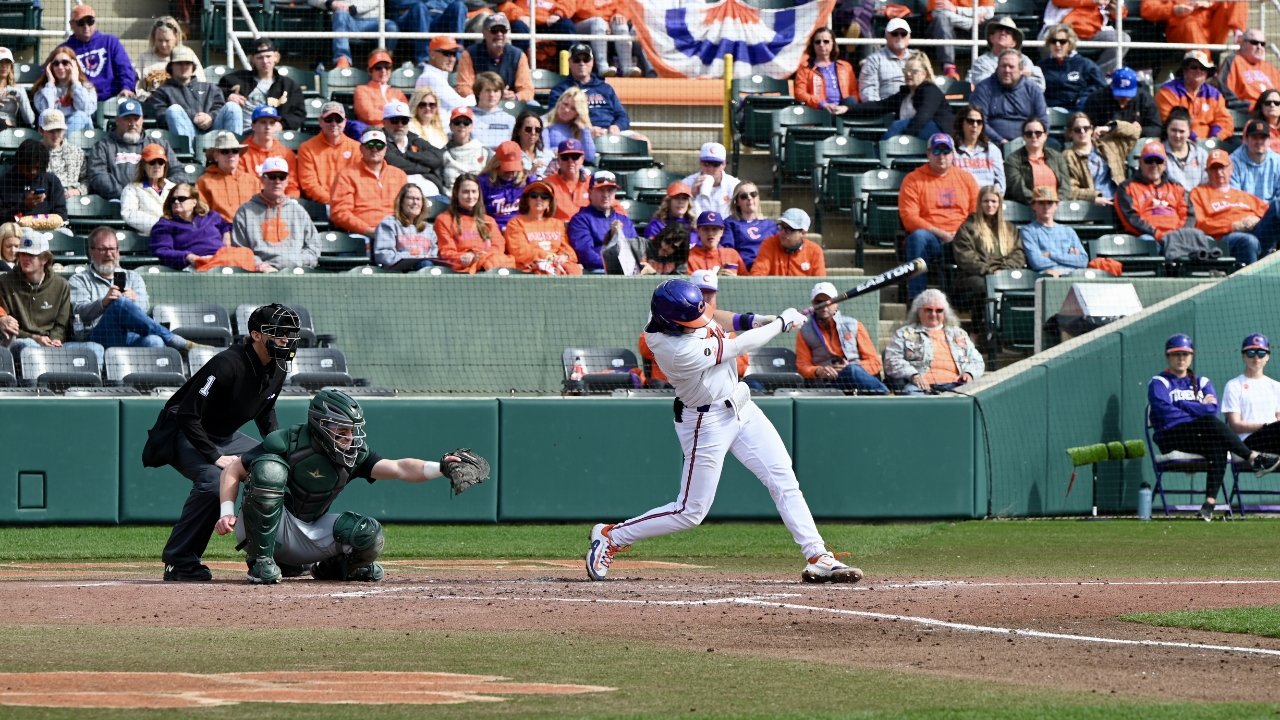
[{"x1": 3, "y1": 520, "x2": 1280, "y2": 718}]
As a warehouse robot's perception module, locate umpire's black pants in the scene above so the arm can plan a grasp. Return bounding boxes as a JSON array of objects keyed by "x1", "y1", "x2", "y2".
[
  {"x1": 1156, "y1": 415, "x2": 1254, "y2": 502},
  {"x1": 161, "y1": 431, "x2": 260, "y2": 569}
]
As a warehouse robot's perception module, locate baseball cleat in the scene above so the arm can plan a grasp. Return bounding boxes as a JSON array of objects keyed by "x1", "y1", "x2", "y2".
[
  {"x1": 1253, "y1": 453, "x2": 1280, "y2": 478},
  {"x1": 802, "y1": 553, "x2": 864, "y2": 584},
  {"x1": 346, "y1": 562, "x2": 385, "y2": 582},
  {"x1": 246, "y1": 557, "x2": 282, "y2": 584},
  {"x1": 278, "y1": 563, "x2": 313, "y2": 578},
  {"x1": 586, "y1": 523, "x2": 628, "y2": 581},
  {"x1": 163, "y1": 563, "x2": 212, "y2": 582}
]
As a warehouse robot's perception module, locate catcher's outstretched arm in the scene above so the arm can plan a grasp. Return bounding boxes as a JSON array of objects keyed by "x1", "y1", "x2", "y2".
[{"x1": 372, "y1": 457, "x2": 448, "y2": 483}]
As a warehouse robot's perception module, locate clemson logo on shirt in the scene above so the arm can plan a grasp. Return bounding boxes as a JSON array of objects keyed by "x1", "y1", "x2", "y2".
[
  {"x1": 343, "y1": 151, "x2": 352, "y2": 159},
  {"x1": 261, "y1": 216, "x2": 291, "y2": 244},
  {"x1": 938, "y1": 188, "x2": 957, "y2": 207}
]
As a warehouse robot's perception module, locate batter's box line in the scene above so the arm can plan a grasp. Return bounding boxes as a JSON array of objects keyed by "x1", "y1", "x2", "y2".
[{"x1": 730, "y1": 598, "x2": 1280, "y2": 658}]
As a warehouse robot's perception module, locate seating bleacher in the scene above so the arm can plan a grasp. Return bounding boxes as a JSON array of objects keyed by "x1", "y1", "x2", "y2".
[
  {"x1": 20, "y1": 346, "x2": 101, "y2": 391},
  {"x1": 627, "y1": 168, "x2": 684, "y2": 204},
  {"x1": 104, "y1": 347, "x2": 186, "y2": 392},
  {"x1": 114, "y1": 229, "x2": 161, "y2": 269},
  {"x1": 984, "y1": 269, "x2": 1037, "y2": 367},
  {"x1": 151, "y1": 304, "x2": 235, "y2": 347},
  {"x1": 596, "y1": 134, "x2": 656, "y2": 173},
  {"x1": 0, "y1": 349, "x2": 16, "y2": 387},
  {"x1": 288, "y1": 347, "x2": 354, "y2": 390},
  {"x1": 317, "y1": 231, "x2": 372, "y2": 271},
  {"x1": 322, "y1": 67, "x2": 369, "y2": 107},
  {"x1": 1089, "y1": 234, "x2": 1164, "y2": 277},
  {"x1": 741, "y1": 348, "x2": 805, "y2": 392}
]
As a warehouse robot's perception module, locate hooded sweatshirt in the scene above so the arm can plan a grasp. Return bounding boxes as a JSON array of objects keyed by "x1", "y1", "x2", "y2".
[
  {"x1": 567, "y1": 203, "x2": 637, "y2": 271},
  {"x1": 150, "y1": 211, "x2": 234, "y2": 268},
  {"x1": 87, "y1": 130, "x2": 182, "y2": 200},
  {"x1": 60, "y1": 32, "x2": 137, "y2": 101},
  {"x1": 148, "y1": 78, "x2": 227, "y2": 128},
  {"x1": 1228, "y1": 146, "x2": 1280, "y2": 202},
  {"x1": 231, "y1": 193, "x2": 320, "y2": 268},
  {"x1": 372, "y1": 215, "x2": 439, "y2": 268},
  {"x1": 1116, "y1": 172, "x2": 1193, "y2": 240},
  {"x1": 479, "y1": 173, "x2": 530, "y2": 231},
  {"x1": 329, "y1": 161, "x2": 409, "y2": 237},
  {"x1": 0, "y1": 267, "x2": 71, "y2": 341}
]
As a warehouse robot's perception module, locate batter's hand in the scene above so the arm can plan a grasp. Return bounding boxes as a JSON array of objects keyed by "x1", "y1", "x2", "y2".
[
  {"x1": 779, "y1": 308, "x2": 807, "y2": 332},
  {"x1": 214, "y1": 515, "x2": 236, "y2": 535},
  {"x1": 751, "y1": 314, "x2": 777, "y2": 328}
]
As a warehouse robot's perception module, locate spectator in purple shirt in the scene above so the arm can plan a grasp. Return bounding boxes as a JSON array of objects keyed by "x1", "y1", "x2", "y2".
[
  {"x1": 478, "y1": 140, "x2": 530, "y2": 231},
  {"x1": 644, "y1": 181, "x2": 694, "y2": 239},
  {"x1": 59, "y1": 4, "x2": 136, "y2": 101},
  {"x1": 149, "y1": 182, "x2": 233, "y2": 269},
  {"x1": 723, "y1": 180, "x2": 775, "y2": 271},
  {"x1": 567, "y1": 170, "x2": 636, "y2": 272}
]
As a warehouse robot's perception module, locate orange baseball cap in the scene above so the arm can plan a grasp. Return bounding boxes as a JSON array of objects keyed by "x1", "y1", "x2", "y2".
[
  {"x1": 429, "y1": 35, "x2": 459, "y2": 52},
  {"x1": 666, "y1": 181, "x2": 692, "y2": 198},
  {"x1": 1206, "y1": 149, "x2": 1232, "y2": 168},
  {"x1": 71, "y1": 4, "x2": 94, "y2": 20},
  {"x1": 1140, "y1": 141, "x2": 1166, "y2": 160},
  {"x1": 450, "y1": 106, "x2": 474, "y2": 121},
  {"x1": 367, "y1": 50, "x2": 393, "y2": 70},
  {"x1": 496, "y1": 141, "x2": 523, "y2": 172},
  {"x1": 140, "y1": 143, "x2": 167, "y2": 163}
]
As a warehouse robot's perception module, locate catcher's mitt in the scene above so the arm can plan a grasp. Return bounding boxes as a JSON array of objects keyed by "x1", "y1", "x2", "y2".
[{"x1": 441, "y1": 448, "x2": 489, "y2": 495}]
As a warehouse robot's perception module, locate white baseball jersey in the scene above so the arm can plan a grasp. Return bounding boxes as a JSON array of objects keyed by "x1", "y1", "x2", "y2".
[
  {"x1": 643, "y1": 321, "x2": 742, "y2": 409},
  {"x1": 1221, "y1": 374, "x2": 1280, "y2": 439}
]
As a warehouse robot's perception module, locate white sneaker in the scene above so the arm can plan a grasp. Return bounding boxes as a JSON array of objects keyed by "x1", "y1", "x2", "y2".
[
  {"x1": 586, "y1": 523, "x2": 627, "y2": 581},
  {"x1": 625, "y1": 66, "x2": 642, "y2": 78},
  {"x1": 801, "y1": 553, "x2": 863, "y2": 584},
  {"x1": 601, "y1": 65, "x2": 618, "y2": 78}
]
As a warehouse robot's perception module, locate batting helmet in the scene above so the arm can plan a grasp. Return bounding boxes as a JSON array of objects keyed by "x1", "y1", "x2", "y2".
[
  {"x1": 1165, "y1": 334, "x2": 1194, "y2": 354},
  {"x1": 647, "y1": 279, "x2": 710, "y2": 336}
]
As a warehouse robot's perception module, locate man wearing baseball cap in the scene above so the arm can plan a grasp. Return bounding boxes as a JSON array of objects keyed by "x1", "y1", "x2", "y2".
[
  {"x1": 418, "y1": 35, "x2": 475, "y2": 115},
  {"x1": 545, "y1": 139, "x2": 605, "y2": 222},
  {"x1": 297, "y1": 102, "x2": 360, "y2": 206},
  {"x1": 1019, "y1": 186, "x2": 1088, "y2": 277},
  {"x1": 897, "y1": 133, "x2": 978, "y2": 297},
  {"x1": 330, "y1": 129, "x2": 409, "y2": 237},
  {"x1": 796, "y1": 281, "x2": 886, "y2": 394},
  {"x1": 38, "y1": 109, "x2": 89, "y2": 199},
  {"x1": 0, "y1": 230, "x2": 99, "y2": 361},
  {"x1": 1155, "y1": 51, "x2": 1233, "y2": 142},
  {"x1": 197, "y1": 131, "x2": 258, "y2": 223},
  {"x1": 749, "y1": 208, "x2": 828, "y2": 277},
  {"x1": 148, "y1": 45, "x2": 240, "y2": 149},
  {"x1": 87, "y1": 97, "x2": 182, "y2": 200},
  {"x1": 1081, "y1": 66, "x2": 1162, "y2": 138},
  {"x1": 1223, "y1": 334, "x2": 1280, "y2": 455},
  {"x1": 546, "y1": 43, "x2": 648, "y2": 147},
  {"x1": 242, "y1": 104, "x2": 301, "y2": 198},
  {"x1": 681, "y1": 142, "x2": 739, "y2": 219},
  {"x1": 567, "y1": 170, "x2": 638, "y2": 273},
  {"x1": 1190, "y1": 149, "x2": 1268, "y2": 264},
  {"x1": 59, "y1": 3, "x2": 136, "y2": 101},
  {"x1": 455, "y1": 13, "x2": 535, "y2": 102},
  {"x1": 216, "y1": 38, "x2": 305, "y2": 132},
  {"x1": 1117, "y1": 141, "x2": 1214, "y2": 255},
  {"x1": 859, "y1": 18, "x2": 913, "y2": 102},
  {"x1": 382, "y1": 99, "x2": 444, "y2": 189},
  {"x1": 231, "y1": 156, "x2": 320, "y2": 272},
  {"x1": 1229, "y1": 118, "x2": 1280, "y2": 205}
]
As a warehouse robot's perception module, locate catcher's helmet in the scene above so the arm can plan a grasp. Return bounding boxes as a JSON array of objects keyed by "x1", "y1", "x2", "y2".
[
  {"x1": 308, "y1": 389, "x2": 366, "y2": 468},
  {"x1": 1165, "y1": 334, "x2": 1194, "y2": 354},
  {"x1": 248, "y1": 303, "x2": 301, "y2": 371},
  {"x1": 646, "y1": 279, "x2": 710, "y2": 336}
]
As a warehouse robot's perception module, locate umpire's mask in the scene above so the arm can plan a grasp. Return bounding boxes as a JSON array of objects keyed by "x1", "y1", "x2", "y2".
[{"x1": 248, "y1": 303, "x2": 301, "y2": 372}]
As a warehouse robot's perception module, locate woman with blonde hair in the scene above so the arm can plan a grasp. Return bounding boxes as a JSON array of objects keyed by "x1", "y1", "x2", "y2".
[
  {"x1": 952, "y1": 185, "x2": 1026, "y2": 308},
  {"x1": 0, "y1": 48, "x2": 34, "y2": 128},
  {"x1": 543, "y1": 87, "x2": 597, "y2": 164},
  {"x1": 149, "y1": 182, "x2": 233, "y2": 269},
  {"x1": 0, "y1": 221, "x2": 21, "y2": 272},
  {"x1": 134, "y1": 16, "x2": 206, "y2": 99},
  {"x1": 31, "y1": 47, "x2": 96, "y2": 132},
  {"x1": 408, "y1": 86, "x2": 447, "y2": 148},
  {"x1": 847, "y1": 51, "x2": 952, "y2": 140},
  {"x1": 373, "y1": 183, "x2": 440, "y2": 271},
  {"x1": 505, "y1": 181, "x2": 581, "y2": 275}
]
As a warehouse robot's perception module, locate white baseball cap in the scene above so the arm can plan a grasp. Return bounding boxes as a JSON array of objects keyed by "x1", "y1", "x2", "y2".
[
  {"x1": 382, "y1": 100, "x2": 411, "y2": 119},
  {"x1": 259, "y1": 156, "x2": 290, "y2": 175},
  {"x1": 690, "y1": 269, "x2": 719, "y2": 291},
  {"x1": 361, "y1": 129, "x2": 387, "y2": 144},
  {"x1": 778, "y1": 207, "x2": 811, "y2": 232},
  {"x1": 17, "y1": 229, "x2": 49, "y2": 255},
  {"x1": 811, "y1": 281, "x2": 839, "y2": 300},
  {"x1": 699, "y1": 142, "x2": 727, "y2": 164},
  {"x1": 886, "y1": 18, "x2": 911, "y2": 34},
  {"x1": 0, "y1": 48, "x2": 13, "y2": 64}
]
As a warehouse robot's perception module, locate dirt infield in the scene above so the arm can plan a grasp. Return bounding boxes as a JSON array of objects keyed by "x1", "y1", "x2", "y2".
[{"x1": 4, "y1": 561, "x2": 1280, "y2": 708}]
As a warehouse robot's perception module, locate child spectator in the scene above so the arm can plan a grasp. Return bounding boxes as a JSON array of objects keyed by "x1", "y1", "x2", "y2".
[
  {"x1": 686, "y1": 211, "x2": 743, "y2": 275},
  {"x1": 442, "y1": 107, "x2": 488, "y2": 193},
  {"x1": 471, "y1": 72, "x2": 518, "y2": 149},
  {"x1": 645, "y1": 182, "x2": 693, "y2": 240},
  {"x1": 39, "y1": 110, "x2": 88, "y2": 198}
]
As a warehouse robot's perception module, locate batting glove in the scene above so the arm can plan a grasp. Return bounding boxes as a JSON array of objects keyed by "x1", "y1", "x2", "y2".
[{"x1": 780, "y1": 308, "x2": 807, "y2": 332}]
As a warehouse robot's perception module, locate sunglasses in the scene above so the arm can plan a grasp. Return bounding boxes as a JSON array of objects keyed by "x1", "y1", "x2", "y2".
[
  {"x1": 1022, "y1": 130, "x2": 1045, "y2": 138},
  {"x1": 889, "y1": 30, "x2": 909, "y2": 37},
  {"x1": 321, "y1": 114, "x2": 344, "y2": 124},
  {"x1": 1049, "y1": 38, "x2": 1069, "y2": 45},
  {"x1": 171, "y1": 196, "x2": 193, "y2": 204},
  {"x1": 1245, "y1": 38, "x2": 1266, "y2": 46},
  {"x1": 371, "y1": 63, "x2": 392, "y2": 71},
  {"x1": 217, "y1": 148, "x2": 241, "y2": 155},
  {"x1": 451, "y1": 118, "x2": 472, "y2": 126},
  {"x1": 1143, "y1": 157, "x2": 1165, "y2": 165},
  {"x1": 146, "y1": 159, "x2": 167, "y2": 166},
  {"x1": 931, "y1": 146, "x2": 953, "y2": 155},
  {"x1": 1246, "y1": 349, "x2": 1270, "y2": 358},
  {"x1": 559, "y1": 153, "x2": 583, "y2": 161},
  {"x1": 964, "y1": 117, "x2": 984, "y2": 125},
  {"x1": 263, "y1": 172, "x2": 289, "y2": 181},
  {"x1": 737, "y1": 190, "x2": 759, "y2": 200},
  {"x1": 1072, "y1": 125, "x2": 1092, "y2": 133},
  {"x1": 1264, "y1": 100, "x2": 1280, "y2": 107},
  {"x1": 75, "y1": 17, "x2": 95, "y2": 26},
  {"x1": 571, "y1": 56, "x2": 592, "y2": 64},
  {"x1": 521, "y1": 125, "x2": 541, "y2": 133},
  {"x1": 418, "y1": 102, "x2": 437, "y2": 110},
  {"x1": 386, "y1": 117, "x2": 409, "y2": 125},
  {"x1": 433, "y1": 49, "x2": 459, "y2": 57},
  {"x1": 488, "y1": 27, "x2": 508, "y2": 34},
  {"x1": 921, "y1": 307, "x2": 946, "y2": 314},
  {"x1": 52, "y1": 60, "x2": 73, "y2": 67},
  {"x1": 526, "y1": 192, "x2": 551, "y2": 200},
  {"x1": 363, "y1": 140, "x2": 387, "y2": 150}
]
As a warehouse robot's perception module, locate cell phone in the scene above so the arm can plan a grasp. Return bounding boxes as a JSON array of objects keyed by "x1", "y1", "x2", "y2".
[
  {"x1": 32, "y1": 188, "x2": 45, "y2": 195},
  {"x1": 113, "y1": 271, "x2": 127, "y2": 290}
]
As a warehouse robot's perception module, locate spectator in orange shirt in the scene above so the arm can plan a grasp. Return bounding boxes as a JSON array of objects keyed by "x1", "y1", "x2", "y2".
[
  {"x1": 297, "y1": 101, "x2": 360, "y2": 205},
  {"x1": 434, "y1": 172, "x2": 514, "y2": 273},
  {"x1": 544, "y1": 138, "x2": 591, "y2": 221},
  {"x1": 797, "y1": 281, "x2": 887, "y2": 394},
  {"x1": 241, "y1": 104, "x2": 299, "y2": 198},
  {"x1": 329, "y1": 129, "x2": 409, "y2": 237},
  {"x1": 355, "y1": 50, "x2": 409, "y2": 126},
  {"x1": 1156, "y1": 51, "x2": 1233, "y2": 141},
  {"x1": 1250, "y1": 89, "x2": 1280, "y2": 155},
  {"x1": 454, "y1": 13, "x2": 534, "y2": 102},
  {"x1": 927, "y1": 0, "x2": 993, "y2": 81},
  {"x1": 793, "y1": 28, "x2": 860, "y2": 115},
  {"x1": 687, "y1": 211, "x2": 744, "y2": 276},
  {"x1": 749, "y1": 208, "x2": 827, "y2": 277},
  {"x1": 900, "y1": 132, "x2": 980, "y2": 299},
  {"x1": 1190, "y1": 149, "x2": 1268, "y2": 264},
  {"x1": 1140, "y1": 0, "x2": 1246, "y2": 47},
  {"x1": 1220, "y1": 29, "x2": 1280, "y2": 111},
  {"x1": 504, "y1": 180, "x2": 581, "y2": 275},
  {"x1": 1116, "y1": 141, "x2": 1214, "y2": 257},
  {"x1": 195, "y1": 130, "x2": 256, "y2": 223}
]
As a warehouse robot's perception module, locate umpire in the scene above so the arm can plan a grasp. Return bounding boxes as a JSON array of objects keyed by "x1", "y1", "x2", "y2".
[{"x1": 143, "y1": 304, "x2": 301, "y2": 581}]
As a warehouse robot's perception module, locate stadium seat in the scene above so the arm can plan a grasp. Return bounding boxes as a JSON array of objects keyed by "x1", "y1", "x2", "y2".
[
  {"x1": 1047, "y1": 107, "x2": 1073, "y2": 141},
  {"x1": 14, "y1": 61, "x2": 42, "y2": 84},
  {"x1": 1198, "y1": 136, "x2": 1242, "y2": 154},
  {"x1": 0, "y1": 2, "x2": 41, "y2": 56},
  {"x1": 936, "y1": 77, "x2": 971, "y2": 108},
  {"x1": 1089, "y1": 234, "x2": 1164, "y2": 276},
  {"x1": 596, "y1": 134, "x2": 656, "y2": 173},
  {"x1": 65, "y1": 128, "x2": 104, "y2": 152},
  {"x1": 104, "y1": 347, "x2": 186, "y2": 391},
  {"x1": 878, "y1": 135, "x2": 928, "y2": 172},
  {"x1": 47, "y1": 232, "x2": 88, "y2": 265},
  {"x1": 1053, "y1": 200, "x2": 1117, "y2": 240},
  {"x1": 628, "y1": 167, "x2": 684, "y2": 204},
  {"x1": 199, "y1": 265, "x2": 252, "y2": 275},
  {"x1": 730, "y1": 74, "x2": 795, "y2": 173},
  {"x1": 263, "y1": 0, "x2": 328, "y2": 61},
  {"x1": 842, "y1": 113, "x2": 894, "y2": 143},
  {"x1": 1144, "y1": 405, "x2": 1240, "y2": 518},
  {"x1": 531, "y1": 69, "x2": 566, "y2": 105},
  {"x1": 297, "y1": 198, "x2": 331, "y2": 232},
  {"x1": 317, "y1": 231, "x2": 371, "y2": 271},
  {"x1": 205, "y1": 64, "x2": 232, "y2": 83},
  {"x1": 778, "y1": 124, "x2": 839, "y2": 198},
  {"x1": 387, "y1": 65, "x2": 420, "y2": 92},
  {"x1": 0, "y1": 126, "x2": 36, "y2": 160},
  {"x1": 812, "y1": 136, "x2": 877, "y2": 233},
  {"x1": 346, "y1": 265, "x2": 387, "y2": 274},
  {"x1": 770, "y1": 105, "x2": 833, "y2": 196},
  {"x1": 187, "y1": 346, "x2": 220, "y2": 375},
  {"x1": 96, "y1": 96, "x2": 119, "y2": 130},
  {"x1": 993, "y1": 0, "x2": 1040, "y2": 35},
  {"x1": 984, "y1": 269, "x2": 1037, "y2": 368},
  {"x1": 287, "y1": 347, "x2": 354, "y2": 390},
  {"x1": 181, "y1": 163, "x2": 205, "y2": 182},
  {"x1": 66, "y1": 195, "x2": 123, "y2": 235},
  {"x1": 0, "y1": 349, "x2": 16, "y2": 387},
  {"x1": 850, "y1": 168, "x2": 906, "y2": 263},
  {"x1": 561, "y1": 347, "x2": 640, "y2": 395},
  {"x1": 274, "y1": 130, "x2": 311, "y2": 153},
  {"x1": 137, "y1": 264, "x2": 180, "y2": 274},
  {"x1": 741, "y1": 348, "x2": 805, "y2": 392},
  {"x1": 113, "y1": 229, "x2": 161, "y2": 268},
  {"x1": 304, "y1": 97, "x2": 326, "y2": 131},
  {"x1": 616, "y1": 199, "x2": 656, "y2": 226},
  {"x1": 1175, "y1": 239, "x2": 1236, "y2": 277},
  {"x1": 151, "y1": 304, "x2": 235, "y2": 347},
  {"x1": 19, "y1": 346, "x2": 101, "y2": 391},
  {"x1": 276, "y1": 65, "x2": 319, "y2": 96},
  {"x1": 498, "y1": 99, "x2": 532, "y2": 118},
  {"x1": 322, "y1": 67, "x2": 370, "y2": 106},
  {"x1": 425, "y1": 195, "x2": 447, "y2": 221},
  {"x1": 202, "y1": 0, "x2": 266, "y2": 65},
  {"x1": 145, "y1": 128, "x2": 191, "y2": 159}
]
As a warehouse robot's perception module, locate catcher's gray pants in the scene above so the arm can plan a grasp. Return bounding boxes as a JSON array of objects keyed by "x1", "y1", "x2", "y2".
[{"x1": 234, "y1": 509, "x2": 342, "y2": 565}]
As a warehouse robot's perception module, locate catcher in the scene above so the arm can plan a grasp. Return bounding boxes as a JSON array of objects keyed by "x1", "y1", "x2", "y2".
[{"x1": 213, "y1": 389, "x2": 489, "y2": 584}]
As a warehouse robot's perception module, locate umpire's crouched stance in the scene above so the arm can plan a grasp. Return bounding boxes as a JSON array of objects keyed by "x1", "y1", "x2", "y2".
[{"x1": 142, "y1": 304, "x2": 301, "y2": 581}]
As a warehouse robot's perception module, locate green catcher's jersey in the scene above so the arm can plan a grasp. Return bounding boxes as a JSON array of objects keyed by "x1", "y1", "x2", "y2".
[{"x1": 246, "y1": 424, "x2": 383, "y2": 522}]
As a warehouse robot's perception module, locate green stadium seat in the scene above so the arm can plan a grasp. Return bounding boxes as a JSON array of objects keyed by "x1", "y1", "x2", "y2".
[
  {"x1": 14, "y1": 61, "x2": 42, "y2": 84},
  {"x1": 812, "y1": 136, "x2": 876, "y2": 234},
  {"x1": 113, "y1": 229, "x2": 160, "y2": 269},
  {"x1": 628, "y1": 167, "x2": 684, "y2": 203},
  {"x1": 1001, "y1": 201, "x2": 1033, "y2": 224},
  {"x1": 531, "y1": 69, "x2": 567, "y2": 105},
  {"x1": 498, "y1": 99, "x2": 532, "y2": 118},
  {"x1": 287, "y1": 348, "x2": 354, "y2": 390},
  {"x1": 560, "y1": 347, "x2": 639, "y2": 395},
  {"x1": 65, "y1": 128, "x2": 105, "y2": 152},
  {"x1": 843, "y1": 113, "x2": 893, "y2": 142},
  {"x1": 136, "y1": 264, "x2": 180, "y2": 274},
  {"x1": 779, "y1": 125, "x2": 839, "y2": 196},
  {"x1": 770, "y1": 105, "x2": 833, "y2": 197},
  {"x1": 984, "y1": 268, "x2": 1038, "y2": 368},
  {"x1": 297, "y1": 198, "x2": 331, "y2": 231},
  {"x1": 878, "y1": 135, "x2": 928, "y2": 172},
  {"x1": 851, "y1": 168, "x2": 906, "y2": 266},
  {"x1": 303, "y1": 97, "x2": 326, "y2": 131},
  {"x1": 316, "y1": 231, "x2": 371, "y2": 271},
  {"x1": 323, "y1": 67, "x2": 370, "y2": 106},
  {"x1": 47, "y1": 231, "x2": 88, "y2": 265},
  {"x1": 741, "y1": 347, "x2": 804, "y2": 392},
  {"x1": 0, "y1": 2, "x2": 42, "y2": 55},
  {"x1": 347, "y1": 264, "x2": 388, "y2": 274},
  {"x1": 0, "y1": 348, "x2": 15, "y2": 387},
  {"x1": 1053, "y1": 199, "x2": 1117, "y2": 240},
  {"x1": 0, "y1": 126, "x2": 37, "y2": 160},
  {"x1": 617, "y1": 199, "x2": 656, "y2": 226},
  {"x1": 144, "y1": 128, "x2": 191, "y2": 159},
  {"x1": 104, "y1": 347, "x2": 186, "y2": 392},
  {"x1": 731, "y1": 75, "x2": 795, "y2": 169},
  {"x1": 65, "y1": 195, "x2": 123, "y2": 234},
  {"x1": 274, "y1": 130, "x2": 312, "y2": 152},
  {"x1": 389, "y1": 65, "x2": 421, "y2": 91},
  {"x1": 151, "y1": 303, "x2": 235, "y2": 347},
  {"x1": 596, "y1": 134, "x2": 655, "y2": 173},
  {"x1": 1175, "y1": 238, "x2": 1236, "y2": 277},
  {"x1": 19, "y1": 346, "x2": 101, "y2": 391},
  {"x1": 1089, "y1": 233, "x2": 1165, "y2": 276}
]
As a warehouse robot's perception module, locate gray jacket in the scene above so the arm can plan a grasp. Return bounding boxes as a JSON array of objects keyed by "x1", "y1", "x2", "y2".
[
  {"x1": 966, "y1": 51, "x2": 1046, "y2": 92},
  {"x1": 87, "y1": 130, "x2": 184, "y2": 200},
  {"x1": 0, "y1": 85, "x2": 35, "y2": 128},
  {"x1": 68, "y1": 265, "x2": 149, "y2": 332},
  {"x1": 858, "y1": 47, "x2": 907, "y2": 103},
  {"x1": 372, "y1": 215, "x2": 438, "y2": 268},
  {"x1": 232, "y1": 193, "x2": 320, "y2": 269},
  {"x1": 883, "y1": 323, "x2": 984, "y2": 382},
  {"x1": 148, "y1": 78, "x2": 227, "y2": 128}
]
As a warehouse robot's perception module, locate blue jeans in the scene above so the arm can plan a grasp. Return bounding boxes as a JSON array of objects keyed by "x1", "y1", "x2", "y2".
[
  {"x1": 902, "y1": 380, "x2": 966, "y2": 395},
  {"x1": 1251, "y1": 201, "x2": 1280, "y2": 257},
  {"x1": 63, "y1": 110, "x2": 93, "y2": 132},
  {"x1": 903, "y1": 229, "x2": 943, "y2": 299},
  {"x1": 881, "y1": 118, "x2": 942, "y2": 141},
  {"x1": 390, "y1": 0, "x2": 465, "y2": 64},
  {"x1": 165, "y1": 104, "x2": 241, "y2": 150},
  {"x1": 1221, "y1": 231, "x2": 1260, "y2": 265},
  {"x1": 815, "y1": 363, "x2": 889, "y2": 394},
  {"x1": 87, "y1": 297, "x2": 183, "y2": 351},
  {"x1": 332, "y1": 12, "x2": 398, "y2": 63}
]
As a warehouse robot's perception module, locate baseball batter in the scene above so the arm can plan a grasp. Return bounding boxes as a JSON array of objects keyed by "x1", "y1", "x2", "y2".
[{"x1": 587, "y1": 279, "x2": 863, "y2": 583}]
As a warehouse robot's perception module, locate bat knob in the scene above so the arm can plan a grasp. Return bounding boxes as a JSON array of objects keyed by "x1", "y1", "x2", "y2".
[{"x1": 800, "y1": 307, "x2": 814, "y2": 316}]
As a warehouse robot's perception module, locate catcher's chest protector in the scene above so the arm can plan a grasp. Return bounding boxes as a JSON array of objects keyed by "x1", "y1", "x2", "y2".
[{"x1": 274, "y1": 425, "x2": 369, "y2": 523}]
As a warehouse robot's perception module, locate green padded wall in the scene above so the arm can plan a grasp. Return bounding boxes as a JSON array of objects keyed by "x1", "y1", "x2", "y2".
[
  {"x1": 138, "y1": 275, "x2": 880, "y2": 394},
  {"x1": 0, "y1": 400, "x2": 119, "y2": 524},
  {"x1": 980, "y1": 365, "x2": 1047, "y2": 517},
  {"x1": 792, "y1": 396, "x2": 978, "y2": 519}
]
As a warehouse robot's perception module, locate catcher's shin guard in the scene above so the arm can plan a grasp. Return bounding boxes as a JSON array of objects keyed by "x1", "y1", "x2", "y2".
[
  {"x1": 242, "y1": 454, "x2": 289, "y2": 563},
  {"x1": 319, "y1": 512, "x2": 385, "y2": 580}
]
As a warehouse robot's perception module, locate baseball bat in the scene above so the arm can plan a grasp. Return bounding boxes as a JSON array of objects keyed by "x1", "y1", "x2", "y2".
[{"x1": 801, "y1": 258, "x2": 928, "y2": 316}]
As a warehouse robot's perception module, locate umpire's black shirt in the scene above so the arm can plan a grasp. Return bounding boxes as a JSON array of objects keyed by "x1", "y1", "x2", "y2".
[{"x1": 162, "y1": 341, "x2": 285, "y2": 464}]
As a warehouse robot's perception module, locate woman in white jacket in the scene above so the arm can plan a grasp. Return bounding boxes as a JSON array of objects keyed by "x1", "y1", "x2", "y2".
[{"x1": 120, "y1": 144, "x2": 176, "y2": 236}]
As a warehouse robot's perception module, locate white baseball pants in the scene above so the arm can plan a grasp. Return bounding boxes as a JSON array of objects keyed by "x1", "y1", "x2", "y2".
[{"x1": 608, "y1": 400, "x2": 827, "y2": 560}]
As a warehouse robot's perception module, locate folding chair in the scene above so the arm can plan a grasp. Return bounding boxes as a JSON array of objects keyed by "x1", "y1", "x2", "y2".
[
  {"x1": 1053, "y1": 200, "x2": 1117, "y2": 241},
  {"x1": 741, "y1": 348, "x2": 805, "y2": 392},
  {"x1": 1144, "y1": 406, "x2": 1240, "y2": 518}
]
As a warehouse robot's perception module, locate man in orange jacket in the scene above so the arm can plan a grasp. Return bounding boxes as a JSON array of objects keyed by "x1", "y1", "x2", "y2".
[
  {"x1": 1155, "y1": 51, "x2": 1233, "y2": 141},
  {"x1": 297, "y1": 101, "x2": 360, "y2": 205},
  {"x1": 1116, "y1": 141, "x2": 1212, "y2": 258},
  {"x1": 749, "y1": 208, "x2": 827, "y2": 277},
  {"x1": 1219, "y1": 28, "x2": 1280, "y2": 111},
  {"x1": 899, "y1": 132, "x2": 979, "y2": 299},
  {"x1": 329, "y1": 129, "x2": 409, "y2": 237},
  {"x1": 1140, "y1": 0, "x2": 1247, "y2": 47},
  {"x1": 195, "y1": 131, "x2": 258, "y2": 223},
  {"x1": 1190, "y1": 149, "x2": 1268, "y2": 263},
  {"x1": 796, "y1": 281, "x2": 887, "y2": 394}
]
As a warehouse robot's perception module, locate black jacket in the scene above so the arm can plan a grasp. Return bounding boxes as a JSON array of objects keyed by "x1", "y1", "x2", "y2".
[
  {"x1": 1081, "y1": 87, "x2": 1162, "y2": 138},
  {"x1": 385, "y1": 131, "x2": 444, "y2": 188},
  {"x1": 0, "y1": 169, "x2": 67, "y2": 222},
  {"x1": 216, "y1": 69, "x2": 306, "y2": 130},
  {"x1": 848, "y1": 81, "x2": 954, "y2": 138},
  {"x1": 156, "y1": 341, "x2": 284, "y2": 465}
]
